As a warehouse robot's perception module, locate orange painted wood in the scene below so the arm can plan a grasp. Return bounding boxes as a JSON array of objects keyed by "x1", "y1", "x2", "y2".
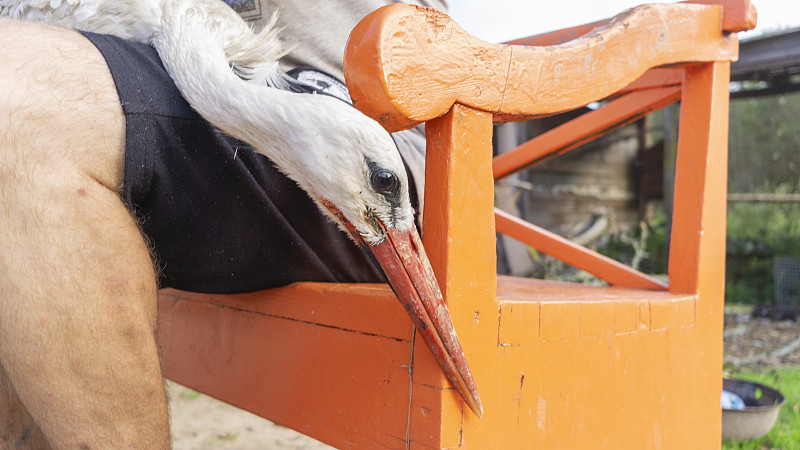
[
  {"x1": 504, "y1": 20, "x2": 604, "y2": 46},
  {"x1": 669, "y1": 62, "x2": 731, "y2": 296},
  {"x1": 505, "y1": 0, "x2": 756, "y2": 48},
  {"x1": 495, "y1": 208, "x2": 669, "y2": 290},
  {"x1": 158, "y1": 284, "x2": 445, "y2": 449},
  {"x1": 688, "y1": 0, "x2": 758, "y2": 32},
  {"x1": 344, "y1": 2, "x2": 739, "y2": 132},
  {"x1": 421, "y1": 104, "x2": 497, "y2": 446},
  {"x1": 492, "y1": 85, "x2": 682, "y2": 180},
  {"x1": 493, "y1": 278, "x2": 706, "y2": 448},
  {"x1": 615, "y1": 68, "x2": 685, "y2": 96},
  {"x1": 661, "y1": 62, "x2": 731, "y2": 447},
  {"x1": 340, "y1": 1, "x2": 749, "y2": 447},
  {"x1": 156, "y1": 1, "x2": 753, "y2": 448},
  {"x1": 498, "y1": 276, "x2": 706, "y2": 448},
  {"x1": 159, "y1": 277, "x2": 702, "y2": 448}
]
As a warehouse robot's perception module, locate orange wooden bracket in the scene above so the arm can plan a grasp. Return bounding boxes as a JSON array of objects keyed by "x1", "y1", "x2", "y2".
[
  {"x1": 495, "y1": 208, "x2": 668, "y2": 290},
  {"x1": 492, "y1": 85, "x2": 683, "y2": 179}
]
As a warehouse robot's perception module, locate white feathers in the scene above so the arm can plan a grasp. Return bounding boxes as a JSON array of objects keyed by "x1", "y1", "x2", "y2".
[
  {"x1": 1, "y1": 0, "x2": 415, "y2": 243},
  {"x1": 0, "y1": 0, "x2": 162, "y2": 42}
]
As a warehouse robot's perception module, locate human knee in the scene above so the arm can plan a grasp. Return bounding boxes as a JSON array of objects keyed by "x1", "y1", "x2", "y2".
[
  {"x1": 0, "y1": 18, "x2": 125, "y2": 192},
  {"x1": 0, "y1": 367, "x2": 50, "y2": 450}
]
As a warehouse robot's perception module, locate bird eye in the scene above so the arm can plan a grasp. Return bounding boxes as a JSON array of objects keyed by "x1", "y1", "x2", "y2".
[{"x1": 370, "y1": 170, "x2": 399, "y2": 196}]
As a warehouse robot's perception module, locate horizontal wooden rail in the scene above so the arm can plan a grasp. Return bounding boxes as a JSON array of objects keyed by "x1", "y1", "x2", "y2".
[
  {"x1": 613, "y1": 68, "x2": 685, "y2": 97},
  {"x1": 505, "y1": 0, "x2": 756, "y2": 48},
  {"x1": 493, "y1": 85, "x2": 682, "y2": 180},
  {"x1": 504, "y1": 20, "x2": 604, "y2": 47},
  {"x1": 495, "y1": 208, "x2": 669, "y2": 290}
]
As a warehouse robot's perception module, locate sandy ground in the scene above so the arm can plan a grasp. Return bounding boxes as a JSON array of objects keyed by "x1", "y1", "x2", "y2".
[{"x1": 168, "y1": 382, "x2": 333, "y2": 450}]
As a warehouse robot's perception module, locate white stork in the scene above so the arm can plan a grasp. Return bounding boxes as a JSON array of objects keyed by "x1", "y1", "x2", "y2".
[{"x1": 0, "y1": 0, "x2": 483, "y2": 416}]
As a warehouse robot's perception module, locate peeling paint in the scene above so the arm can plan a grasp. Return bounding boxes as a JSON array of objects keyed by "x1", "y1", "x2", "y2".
[{"x1": 537, "y1": 397, "x2": 547, "y2": 431}]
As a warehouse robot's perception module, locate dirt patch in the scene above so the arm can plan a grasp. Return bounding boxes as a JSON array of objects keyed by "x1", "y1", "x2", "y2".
[{"x1": 724, "y1": 312, "x2": 800, "y2": 370}]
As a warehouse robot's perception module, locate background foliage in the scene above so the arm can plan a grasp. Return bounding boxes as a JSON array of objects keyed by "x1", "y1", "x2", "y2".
[{"x1": 725, "y1": 92, "x2": 800, "y2": 307}]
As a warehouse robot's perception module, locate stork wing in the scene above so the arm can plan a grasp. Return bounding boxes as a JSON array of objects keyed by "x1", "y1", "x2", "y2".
[{"x1": 0, "y1": 0, "x2": 161, "y2": 43}]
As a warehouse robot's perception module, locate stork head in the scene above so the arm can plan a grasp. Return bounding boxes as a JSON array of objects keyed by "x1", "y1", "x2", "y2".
[
  {"x1": 275, "y1": 93, "x2": 482, "y2": 417},
  {"x1": 304, "y1": 99, "x2": 416, "y2": 245}
]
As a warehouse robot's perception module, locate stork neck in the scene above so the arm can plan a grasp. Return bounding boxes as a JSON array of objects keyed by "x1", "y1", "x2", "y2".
[{"x1": 151, "y1": 6, "x2": 324, "y2": 175}]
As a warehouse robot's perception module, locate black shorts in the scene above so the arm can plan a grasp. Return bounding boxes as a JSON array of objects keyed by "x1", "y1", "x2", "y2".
[{"x1": 80, "y1": 31, "x2": 421, "y2": 294}]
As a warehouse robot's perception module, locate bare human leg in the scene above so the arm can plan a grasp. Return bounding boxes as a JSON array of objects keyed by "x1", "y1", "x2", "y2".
[
  {"x1": 0, "y1": 19, "x2": 170, "y2": 449},
  {"x1": 0, "y1": 363, "x2": 49, "y2": 448}
]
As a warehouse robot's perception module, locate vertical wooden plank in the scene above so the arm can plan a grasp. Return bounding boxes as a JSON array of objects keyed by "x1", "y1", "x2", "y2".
[
  {"x1": 669, "y1": 62, "x2": 730, "y2": 296},
  {"x1": 668, "y1": 61, "x2": 730, "y2": 449},
  {"x1": 422, "y1": 104, "x2": 498, "y2": 447}
]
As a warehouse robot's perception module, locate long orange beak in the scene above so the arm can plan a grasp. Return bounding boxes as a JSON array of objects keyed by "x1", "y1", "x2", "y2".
[{"x1": 322, "y1": 201, "x2": 483, "y2": 417}]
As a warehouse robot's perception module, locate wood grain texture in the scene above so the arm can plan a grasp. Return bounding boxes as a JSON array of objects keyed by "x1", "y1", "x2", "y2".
[{"x1": 344, "y1": 2, "x2": 740, "y2": 132}]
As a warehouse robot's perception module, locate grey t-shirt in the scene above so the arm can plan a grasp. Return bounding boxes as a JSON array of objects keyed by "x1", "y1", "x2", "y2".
[
  {"x1": 223, "y1": 0, "x2": 449, "y2": 224},
  {"x1": 225, "y1": 0, "x2": 448, "y2": 80}
]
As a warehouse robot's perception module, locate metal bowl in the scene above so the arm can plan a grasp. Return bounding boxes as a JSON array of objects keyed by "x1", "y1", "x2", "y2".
[{"x1": 722, "y1": 378, "x2": 785, "y2": 441}]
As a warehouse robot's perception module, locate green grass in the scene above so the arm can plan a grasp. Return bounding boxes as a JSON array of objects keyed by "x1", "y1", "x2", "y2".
[
  {"x1": 722, "y1": 367, "x2": 800, "y2": 449},
  {"x1": 216, "y1": 432, "x2": 239, "y2": 442},
  {"x1": 178, "y1": 388, "x2": 203, "y2": 400}
]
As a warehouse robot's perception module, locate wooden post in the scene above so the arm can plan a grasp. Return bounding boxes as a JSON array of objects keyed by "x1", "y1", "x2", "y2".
[
  {"x1": 668, "y1": 61, "x2": 732, "y2": 447},
  {"x1": 421, "y1": 104, "x2": 497, "y2": 446}
]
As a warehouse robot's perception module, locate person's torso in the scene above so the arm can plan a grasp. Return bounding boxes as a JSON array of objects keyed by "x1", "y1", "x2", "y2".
[{"x1": 222, "y1": 0, "x2": 448, "y2": 80}]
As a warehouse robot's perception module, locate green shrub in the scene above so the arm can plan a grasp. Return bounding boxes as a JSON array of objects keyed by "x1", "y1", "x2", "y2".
[{"x1": 726, "y1": 193, "x2": 800, "y2": 306}]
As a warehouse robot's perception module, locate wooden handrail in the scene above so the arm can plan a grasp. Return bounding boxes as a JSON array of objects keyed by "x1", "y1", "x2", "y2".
[
  {"x1": 503, "y1": 0, "x2": 757, "y2": 47},
  {"x1": 345, "y1": 2, "x2": 741, "y2": 132}
]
